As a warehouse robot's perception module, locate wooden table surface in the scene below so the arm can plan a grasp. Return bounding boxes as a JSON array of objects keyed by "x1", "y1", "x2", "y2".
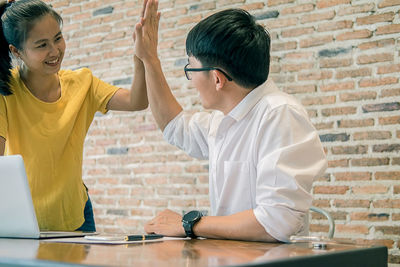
[{"x1": 0, "y1": 238, "x2": 388, "y2": 267}]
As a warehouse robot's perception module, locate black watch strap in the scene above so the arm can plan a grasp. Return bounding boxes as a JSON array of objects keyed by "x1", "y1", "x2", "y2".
[{"x1": 182, "y1": 210, "x2": 203, "y2": 238}]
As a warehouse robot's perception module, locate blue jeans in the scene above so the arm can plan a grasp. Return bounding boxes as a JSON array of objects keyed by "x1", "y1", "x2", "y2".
[{"x1": 76, "y1": 195, "x2": 96, "y2": 232}]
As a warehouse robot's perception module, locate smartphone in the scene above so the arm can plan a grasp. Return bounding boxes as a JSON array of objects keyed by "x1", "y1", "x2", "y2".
[{"x1": 84, "y1": 234, "x2": 125, "y2": 241}]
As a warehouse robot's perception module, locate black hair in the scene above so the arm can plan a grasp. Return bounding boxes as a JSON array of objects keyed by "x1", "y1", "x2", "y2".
[
  {"x1": 186, "y1": 9, "x2": 271, "y2": 89},
  {"x1": 0, "y1": 0, "x2": 63, "y2": 95}
]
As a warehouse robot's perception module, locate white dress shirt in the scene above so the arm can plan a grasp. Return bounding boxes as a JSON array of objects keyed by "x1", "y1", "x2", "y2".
[{"x1": 163, "y1": 79, "x2": 327, "y2": 242}]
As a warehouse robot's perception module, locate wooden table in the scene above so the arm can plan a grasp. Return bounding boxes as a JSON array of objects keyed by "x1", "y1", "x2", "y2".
[{"x1": 0, "y1": 238, "x2": 387, "y2": 267}]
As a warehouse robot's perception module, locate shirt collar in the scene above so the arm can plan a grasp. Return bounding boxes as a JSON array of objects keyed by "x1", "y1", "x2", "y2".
[{"x1": 228, "y1": 79, "x2": 278, "y2": 122}]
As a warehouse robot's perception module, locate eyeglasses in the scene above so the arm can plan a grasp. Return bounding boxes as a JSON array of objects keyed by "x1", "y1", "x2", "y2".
[{"x1": 184, "y1": 64, "x2": 233, "y2": 81}]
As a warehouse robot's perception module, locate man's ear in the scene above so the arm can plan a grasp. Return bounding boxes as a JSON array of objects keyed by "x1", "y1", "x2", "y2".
[
  {"x1": 9, "y1": 45, "x2": 21, "y2": 59},
  {"x1": 212, "y1": 70, "x2": 227, "y2": 91}
]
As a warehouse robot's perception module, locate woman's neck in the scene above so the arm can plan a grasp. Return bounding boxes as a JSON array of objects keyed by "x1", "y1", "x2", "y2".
[{"x1": 19, "y1": 66, "x2": 61, "y2": 103}]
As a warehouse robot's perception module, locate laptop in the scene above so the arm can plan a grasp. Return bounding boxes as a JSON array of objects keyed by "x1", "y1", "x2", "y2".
[{"x1": 0, "y1": 155, "x2": 96, "y2": 239}]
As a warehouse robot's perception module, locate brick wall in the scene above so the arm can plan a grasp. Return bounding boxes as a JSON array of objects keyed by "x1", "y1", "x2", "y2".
[{"x1": 47, "y1": 0, "x2": 399, "y2": 264}]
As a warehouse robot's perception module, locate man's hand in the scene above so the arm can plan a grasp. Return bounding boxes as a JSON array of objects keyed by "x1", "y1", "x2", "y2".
[
  {"x1": 144, "y1": 209, "x2": 186, "y2": 237},
  {"x1": 134, "y1": 0, "x2": 161, "y2": 63}
]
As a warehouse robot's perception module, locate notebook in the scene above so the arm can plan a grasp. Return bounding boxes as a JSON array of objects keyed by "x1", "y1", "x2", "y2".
[{"x1": 0, "y1": 155, "x2": 95, "y2": 239}]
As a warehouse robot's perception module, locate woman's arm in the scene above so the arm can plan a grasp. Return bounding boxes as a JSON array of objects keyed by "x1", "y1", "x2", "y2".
[
  {"x1": 0, "y1": 136, "x2": 5, "y2": 155},
  {"x1": 106, "y1": 56, "x2": 148, "y2": 111}
]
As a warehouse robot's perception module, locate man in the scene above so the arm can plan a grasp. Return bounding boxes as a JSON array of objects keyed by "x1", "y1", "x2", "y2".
[{"x1": 135, "y1": 0, "x2": 327, "y2": 242}]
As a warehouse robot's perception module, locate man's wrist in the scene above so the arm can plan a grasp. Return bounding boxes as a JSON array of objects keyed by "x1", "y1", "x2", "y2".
[{"x1": 182, "y1": 210, "x2": 203, "y2": 238}]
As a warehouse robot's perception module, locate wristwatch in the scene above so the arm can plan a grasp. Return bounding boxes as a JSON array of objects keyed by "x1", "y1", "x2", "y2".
[{"x1": 182, "y1": 210, "x2": 203, "y2": 238}]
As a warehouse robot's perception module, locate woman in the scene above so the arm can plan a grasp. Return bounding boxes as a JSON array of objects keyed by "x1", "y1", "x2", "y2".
[{"x1": 0, "y1": 0, "x2": 148, "y2": 231}]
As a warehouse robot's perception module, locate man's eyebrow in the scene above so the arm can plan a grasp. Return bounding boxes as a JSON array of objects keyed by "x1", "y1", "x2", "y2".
[{"x1": 33, "y1": 31, "x2": 62, "y2": 44}]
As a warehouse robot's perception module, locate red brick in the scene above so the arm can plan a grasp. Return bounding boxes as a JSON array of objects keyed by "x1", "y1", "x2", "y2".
[
  {"x1": 142, "y1": 199, "x2": 168, "y2": 207},
  {"x1": 352, "y1": 185, "x2": 388, "y2": 194},
  {"x1": 354, "y1": 131, "x2": 392, "y2": 140},
  {"x1": 338, "y1": 119, "x2": 374, "y2": 128},
  {"x1": 320, "y1": 58, "x2": 352, "y2": 68},
  {"x1": 264, "y1": 17, "x2": 298, "y2": 29},
  {"x1": 334, "y1": 199, "x2": 370, "y2": 208},
  {"x1": 337, "y1": 3, "x2": 375, "y2": 15},
  {"x1": 314, "y1": 186, "x2": 349, "y2": 194},
  {"x1": 358, "y1": 38, "x2": 395, "y2": 50},
  {"x1": 282, "y1": 62, "x2": 314, "y2": 72},
  {"x1": 188, "y1": 2, "x2": 216, "y2": 13},
  {"x1": 284, "y1": 52, "x2": 314, "y2": 59},
  {"x1": 379, "y1": 116, "x2": 400, "y2": 125},
  {"x1": 336, "y1": 224, "x2": 369, "y2": 234},
  {"x1": 316, "y1": 0, "x2": 350, "y2": 9},
  {"x1": 356, "y1": 12, "x2": 395, "y2": 25},
  {"x1": 337, "y1": 29, "x2": 373, "y2": 41},
  {"x1": 170, "y1": 199, "x2": 196, "y2": 207},
  {"x1": 320, "y1": 81, "x2": 355, "y2": 92},
  {"x1": 328, "y1": 159, "x2": 349, "y2": 168},
  {"x1": 357, "y1": 53, "x2": 393, "y2": 64},
  {"x1": 284, "y1": 85, "x2": 317, "y2": 94},
  {"x1": 376, "y1": 24, "x2": 400, "y2": 35},
  {"x1": 107, "y1": 188, "x2": 129, "y2": 195},
  {"x1": 281, "y1": 4, "x2": 314, "y2": 15},
  {"x1": 309, "y1": 224, "x2": 329, "y2": 233},
  {"x1": 395, "y1": 186, "x2": 400, "y2": 194},
  {"x1": 373, "y1": 199, "x2": 400, "y2": 208},
  {"x1": 314, "y1": 122, "x2": 334, "y2": 130},
  {"x1": 377, "y1": 64, "x2": 400, "y2": 74},
  {"x1": 340, "y1": 91, "x2": 377, "y2": 102},
  {"x1": 163, "y1": 7, "x2": 187, "y2": 18},
  {"x1": 317, "y1": 20, "x2": 353, "y2": 32},
  {"x1": 375, "y1": 171, "x2": 400, "y2": 180},
  {"x1": 331, "y1": 145, "x2": 368, "y2": 155},
  {"x1": 321, "y1": 106, "x2": 357, "y2": 116},
  {"x1": 393, "y1": 158, "x2": 400, "y2": 165},
  {"x1": 162, "y1": 29, "x2": 187, "y2": 39},
  {"x1": 351, "y1": 158, "x2": 390, "y2": 167},
  {"x1": 335, "y1": 172, "x2": 371, "y2": 181},
  {"x1": 302, "y1": 96, "x2": 336, "y2": 106},
  {"x1": 268, "y1": 0, "x2": 295, "y2": 6},
  {"x1": 350, "y1": 212, "x2": 389, "y2": 221},
  {"x1": 359, "y1": 77, "x2": 398, "y2": 87},
  {"x1": 298, "y1": 70, "x2": 332, "y2": 80},
  {"x1": 177, "y1": 14, "x2": 202, "y2": 25},
  {"x1": 378, "y1": 0, "x2": 400, "y2": 8},
  {"x1": 312, "y1": 199, "x2": 331, "y2": 208},
  {"x1": 271, "y1": 41, "x2": 297, "y2": 51},
  {"x1": 218, "y1": 0, "x2": 245, "y2": 6},
  {"x1": 282, "y1": 27, "x2": 314, "y2": 38},
  {"x1": 61, "y1": 5, "x2": 81, "y2": 15},
  {"x1": 336, "y1": 68, "x2": 372, "y2": 79},
  {"x1": 301, "y1": 11, "x2": 335, "y2": 23},
  {"x1": 240, "y1": 2, "x2": 265, "y2": 11}
]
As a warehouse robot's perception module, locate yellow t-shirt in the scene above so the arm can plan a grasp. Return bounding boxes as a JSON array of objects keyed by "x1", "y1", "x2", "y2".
[{"x1": 0, "y1": 68, "x2": 119, "y2": 230}]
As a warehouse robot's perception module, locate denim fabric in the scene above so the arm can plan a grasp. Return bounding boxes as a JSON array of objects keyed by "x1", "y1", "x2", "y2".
[{"x1": 76, "y1": 195, "x2": 96, "y2": 232}]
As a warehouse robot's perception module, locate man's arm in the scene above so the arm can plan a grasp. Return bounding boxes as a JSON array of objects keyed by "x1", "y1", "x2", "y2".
[
  {"x1": 134, "y1": 0, "x2": 182, "y2": 130},
  {"x1": 144, "y1": 209, "x2": 278, "y2": 242},
  {"x1": 0, "y1": 136, "x2": 5, "y2": 155}
]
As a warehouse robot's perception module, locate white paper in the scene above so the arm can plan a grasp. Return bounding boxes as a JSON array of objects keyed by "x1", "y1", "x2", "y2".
[{"x1": 41, "y1": 236, "x2": 190, "y2": 245}]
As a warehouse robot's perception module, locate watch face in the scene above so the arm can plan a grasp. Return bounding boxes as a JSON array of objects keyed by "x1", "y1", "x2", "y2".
[{"x1": 183, "y1": 210, "x2": 202, "y2": 222}]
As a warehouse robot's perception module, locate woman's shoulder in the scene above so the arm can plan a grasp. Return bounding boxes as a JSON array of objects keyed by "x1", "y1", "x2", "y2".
[{"x1": 59, "y1": 67, "x2": 93, "y2": 79}]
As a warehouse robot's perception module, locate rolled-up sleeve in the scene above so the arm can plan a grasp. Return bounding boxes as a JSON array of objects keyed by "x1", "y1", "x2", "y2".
[
  {"x1": 163, "y1": 111, "x2": 213, "y2": 160},
  {"x1": 253, "y1": 104, "x2": 327, "y2": 242}
]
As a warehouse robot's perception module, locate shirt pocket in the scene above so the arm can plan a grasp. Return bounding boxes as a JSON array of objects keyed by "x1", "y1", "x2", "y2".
[{"x1": 219, "y1": 161, "x2": 253, "y2": 213}]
